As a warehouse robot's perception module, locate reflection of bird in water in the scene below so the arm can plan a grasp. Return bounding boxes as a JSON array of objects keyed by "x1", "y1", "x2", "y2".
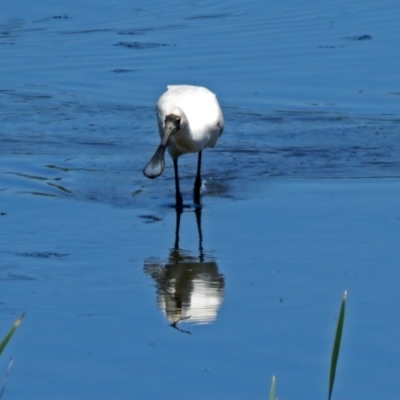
[
  {"x1": 144, "y1": 209, "x2": 224, "y2": 332},
  {"x1": 143, "y1": 85, "x2": 224, "y2": 208}
]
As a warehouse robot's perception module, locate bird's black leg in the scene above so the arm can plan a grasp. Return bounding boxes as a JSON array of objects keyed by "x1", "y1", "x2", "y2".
[
  {"x1": 173, "y1": 158, "x2": 183, "y2": 209},
  {"x1": 193, "y1": 151, "x2": 202, "y2": 206}
]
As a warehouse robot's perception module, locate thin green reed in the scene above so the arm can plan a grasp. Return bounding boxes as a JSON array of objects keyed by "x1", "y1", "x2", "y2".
[
  {"x1": 328, "y1": 291, "x2": 347, "y2": 400},
  {"x1": 0, "y1": 313, "x2": 25, "y2": 357}
]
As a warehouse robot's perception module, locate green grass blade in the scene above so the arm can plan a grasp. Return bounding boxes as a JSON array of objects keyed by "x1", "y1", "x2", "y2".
[
  {"x1": 0, "y1": 313, "x2": 25, "y2": 357},
  {"x1": 328, "y1": 291, "x2": 347, "y2": 400},
  {"x1": 269, "y1": 375, "x2": 276, "y2": 400}
]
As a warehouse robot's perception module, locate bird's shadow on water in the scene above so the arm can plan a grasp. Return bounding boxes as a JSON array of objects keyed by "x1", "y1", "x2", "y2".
[{"x1": 144, "y1": 208, "x2": 225, "y2": 334}]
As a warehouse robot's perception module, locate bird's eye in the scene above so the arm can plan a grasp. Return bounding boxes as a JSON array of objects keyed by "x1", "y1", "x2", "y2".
[{"x1": 176, "y1": 116, "x2": 180, "y2": 122}]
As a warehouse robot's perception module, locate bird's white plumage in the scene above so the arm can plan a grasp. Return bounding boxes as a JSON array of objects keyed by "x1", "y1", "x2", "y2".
[
  {"x1": 157, "y1": 85, "x2": 224, "y2": 159},
  {"x1": 143, "y1": 84, "x2": 224, "y2": 206}
]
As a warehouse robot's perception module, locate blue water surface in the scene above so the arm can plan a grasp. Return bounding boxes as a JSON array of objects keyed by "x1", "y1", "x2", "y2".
[{"x1": 1, "y1": 0, "x2": 400, "y2": 399}]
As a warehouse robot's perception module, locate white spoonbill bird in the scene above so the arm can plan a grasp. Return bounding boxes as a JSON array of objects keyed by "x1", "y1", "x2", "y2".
[{"x1": 143, "y1": 85, "x2": 224, "y2": 208}]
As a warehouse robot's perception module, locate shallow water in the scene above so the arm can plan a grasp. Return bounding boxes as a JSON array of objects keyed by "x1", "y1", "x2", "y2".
[{"x1": 1, "y1": 0, "x2": 400, "y2": 399}]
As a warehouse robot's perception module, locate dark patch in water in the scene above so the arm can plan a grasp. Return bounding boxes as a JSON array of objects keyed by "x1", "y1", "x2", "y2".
[
  {"x1": 19, "y1": 191, "x2": 58, "y2": 198},
  {"x1": 204, "y1": 181, "x2": 230, "y2": 197},
  {"x1": 117, "y1": 25, "x2": 185, "y2": 34},
  {"x1": 16, "y1": 251, "x2": 69, "y2": 259},
  {"x1": 0, "y1": 274, "x2": 37, "y2": 281},
  {"x1": 30, "y1": 94, "x2": 52, "y2": 99},
  {"x1": 139, "y1": 215, "x2": 163, "y2": 222},
  {"x1": 47, "y1": 182, "x2": 72, "y2": 194},
  {"x1": 7, "y1": 172, "x2": 48, "y2": 181},
  {"x1": 185, "y1": 13, "x2": 231, "y2": 20},
  {"x1": 51, "y1": 15, "x2": 70, "y2": 20},
  {"x1": 318, "y1": 45, "x2": 344, "y2": 49},
  {"x1": 111, "y1": 69, "x2": 137, "y2": 73},
  {"x1": 117, "y1": 30, "x2": 145, "y2": 36},
  {"x1": 77, "y1": 141, "x2": 115, "y2": 146},
  {"x1": 33, "y1": 14, "x2": 70, "y2": 23},
  {"x1": 2, "y1": 90, "x2": 400, "y2": 207},
  {"x1": 46, "y1": 165, "x2": 70, "y2": 172},
  {"x1": 344, "y1": 34, "x2": 372, "y2": 41},
  {"x1": 60, "y1": 28, "x2": 114, "y2": 35},
  {"x1": 131, "y1": 189, "x2": 143, "y2": 196},
  {"x1": 114, "y1": 41, "x2": 170, "y2": 49}
]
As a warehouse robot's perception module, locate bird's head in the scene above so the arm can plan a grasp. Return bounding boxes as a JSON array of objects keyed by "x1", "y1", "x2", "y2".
[{"x1": 163, "y1": 113, "x2": 181, "y2": 140}]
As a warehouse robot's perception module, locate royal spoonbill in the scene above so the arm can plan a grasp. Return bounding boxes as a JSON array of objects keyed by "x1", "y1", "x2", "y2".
[{"x1": 143, "y1": 85, "x2": 224, "y2": 208}]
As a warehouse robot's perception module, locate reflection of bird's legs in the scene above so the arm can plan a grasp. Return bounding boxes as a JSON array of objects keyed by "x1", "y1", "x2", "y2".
[
  {"x1": 175, "y1": 204, "x2": 203, "y2": 259},
  {"x1": 173, "y1": 158, "x2": 183, "y2": 209},
  {"x1": 193, "y1": 151, "x2": 202, "y2": 205},
  {"x1": 170, "y1": 316, "x2": 192, "y2": 335},
  {"x1": 174, "y1": 208, "x2": 182, "y2": 250},
  {"x1": 195, "y1": 207, "x2": 204, "y2": 261}
]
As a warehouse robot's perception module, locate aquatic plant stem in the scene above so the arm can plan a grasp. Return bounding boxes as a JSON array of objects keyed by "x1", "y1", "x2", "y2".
[
  {"x1": 0, "y1": 313, "x2": 25, "y2": 357},
  {"x1": 328, "y1": 291, "x2": 347, "y2": 400},
  {"x1": 269, "y1": 375, "x2": 276, "y2": 400}
]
